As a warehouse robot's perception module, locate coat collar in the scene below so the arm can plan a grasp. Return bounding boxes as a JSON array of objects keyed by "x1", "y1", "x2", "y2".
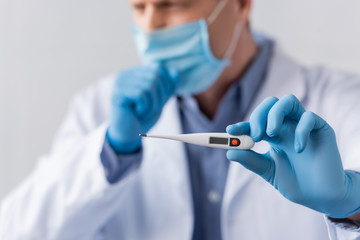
[{"x1": 223, "y1": 45, "x2": 307, "y2": 218}]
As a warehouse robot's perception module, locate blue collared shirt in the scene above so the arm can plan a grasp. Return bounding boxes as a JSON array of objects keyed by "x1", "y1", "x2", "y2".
[
  {"x1": 100, "y1": 33, "x2": 274, "y2": 238},
  {"x1": 178, "y1": 34, "x2": 273, "y2": 240}
]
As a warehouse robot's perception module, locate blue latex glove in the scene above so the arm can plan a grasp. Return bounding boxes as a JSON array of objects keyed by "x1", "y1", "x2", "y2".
[
  {"x1": 226, "y1": 94, "x2": 360, "y2": 218},
  {"x1": 107, "y1": 64, "x2": 177, "y2": 154}
]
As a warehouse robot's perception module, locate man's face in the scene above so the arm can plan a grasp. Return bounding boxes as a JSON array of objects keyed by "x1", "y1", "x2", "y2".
[{"x1": 129, "y1": 0, "x2": 248, "y2": 59}]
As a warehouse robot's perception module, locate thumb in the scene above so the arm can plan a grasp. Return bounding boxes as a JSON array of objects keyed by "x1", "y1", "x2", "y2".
[
  {"x1": 226, "y1": 150, "x2": 274, "y2": 182},
  {"x1": 166, "y1": 67, "x2": 180, "y2": 86}
]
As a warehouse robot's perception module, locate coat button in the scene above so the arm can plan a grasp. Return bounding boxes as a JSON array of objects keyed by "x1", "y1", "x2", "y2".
[{"x1": 207, "y1": 190, "x2": 220, "y2": 203}]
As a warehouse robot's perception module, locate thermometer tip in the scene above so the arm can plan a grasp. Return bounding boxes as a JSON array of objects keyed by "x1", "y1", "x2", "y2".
[{"x1": 139, "y1": 134, "x2": 147, "y2": 137}]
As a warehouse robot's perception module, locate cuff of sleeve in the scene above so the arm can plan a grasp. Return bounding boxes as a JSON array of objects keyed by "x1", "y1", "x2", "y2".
[
  {"x1": 325, "y1": 216, "x2": 360, "y2": 240},
  {"x1": 328, "y1": 217, "x2": 360, "y2": 229},
  {"x1": 100, "y1": 137, "x2": 143, "y2": 184}
]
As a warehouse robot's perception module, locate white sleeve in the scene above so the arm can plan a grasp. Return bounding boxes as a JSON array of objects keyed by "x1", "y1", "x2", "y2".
[
  {"x1": 315, "y1": 69, "x2": 360, "y2": 171},
  {"x1": 325, "y1": 216, "x2": 360, "y2": 240},
  {"x1": 0, "y1": 78, "x2": 140, "y2": 239},
  {"x1": 312, "y1": 69, "x2": 360, "y2": 239}
]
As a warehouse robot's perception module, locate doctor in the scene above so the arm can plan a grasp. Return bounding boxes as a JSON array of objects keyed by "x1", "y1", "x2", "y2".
[{"x1": 1, "y1": 0, "x2": 360, "y2": 239}]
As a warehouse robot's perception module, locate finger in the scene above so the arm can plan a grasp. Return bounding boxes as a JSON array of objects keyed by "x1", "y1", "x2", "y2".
[
  {"x1": 226, "y1": 122, "x2": 250, "y2": 136},
  {"x1": 156, "y1": 65, "x2": 176, "y2": 99},
  {"x1": 166, "y1": 67, "x2": 180, "y2": 90},
  {"x1": 154, "y1": 66, "x2": 175, "y2": 106},
  {"x1": 294, "y1": 111, "x2": 328, "y2": 153},
  {"x1": 266, "y1": 94, "x2": 305, "y2": 137},
  {"x1": 136, "y1": 89, "x2": 153, "y2": 119},
  {"x1": 226, "y1": 150, "x2": 274, "y2": 183},
  {"x1": 141, "y1": 107, "x2": 162, "y2": 130},
  {"x1": 129, "y1": 65, "x2": 164, "y2": 117},
  {"x1": 118, "y1": 66, "x2": 157, "y2": 85},
  {"x1": 127, "y1": 92, "x2": 151, "y2": 118},
  {"x1": 138, "y1": 64, "x2": 175, "y2": 115},
  {"x1": 249, "y1": 96, "x2": 279, "y2": 142},
  {"x1": 113, "y1": 67, "x2": 160, "y2": 117},
  {"x1": 111, "y1": 84, "x2": 147, "y2": 115},
  {"x1": 156, "y1": 76, "x2": 170, "y2": 108},
  {"x1": 143, "y1": 73, "x2": 163, "y2": 116}
]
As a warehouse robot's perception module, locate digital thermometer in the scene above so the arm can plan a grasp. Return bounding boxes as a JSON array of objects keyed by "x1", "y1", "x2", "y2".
[{"x1": 139, "y1": 133, "x2": 255, "y2": 150}]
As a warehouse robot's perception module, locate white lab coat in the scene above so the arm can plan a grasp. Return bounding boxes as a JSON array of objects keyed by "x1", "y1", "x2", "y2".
[{"x1": 1, "y1": 46, "x2": 360, "y2": 240}]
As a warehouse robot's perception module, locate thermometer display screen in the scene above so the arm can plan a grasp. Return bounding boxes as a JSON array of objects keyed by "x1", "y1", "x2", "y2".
[{"x1": 209, "y1": 137, "x2": 229, "y2": 145}]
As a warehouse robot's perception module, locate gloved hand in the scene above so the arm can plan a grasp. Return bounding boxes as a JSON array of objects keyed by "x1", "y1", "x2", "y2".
[
  {"x1": 226, "y1": 94, "x2": 360, "y2": 218},
  {"x1": 107, "y1": 63, "x2": 177, "y2": 154}
]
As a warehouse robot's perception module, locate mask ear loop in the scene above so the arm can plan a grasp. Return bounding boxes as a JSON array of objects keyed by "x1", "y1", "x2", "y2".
[
  {"x1": 206, "y1": 0, "x2": 242, "y2": 60},
  {"x1": 207, "y1": 0, "x2": 229, "y2": 25},
  {"x1": 223, "y1": 23, "x2": 243, "y2": 60}
]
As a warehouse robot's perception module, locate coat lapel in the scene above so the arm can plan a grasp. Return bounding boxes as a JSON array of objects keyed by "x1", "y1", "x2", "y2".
[
  {"x1": 222, "y1": 46, "x2": 308, "y2": 225},
  {"x1": 142, "y1": 97, "x2": 194, "y2": 238}
]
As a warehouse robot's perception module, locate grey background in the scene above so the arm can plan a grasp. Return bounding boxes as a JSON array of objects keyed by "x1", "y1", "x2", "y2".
[{"x1": 0, "y1": 0, "x2": 359, "y2": 200}]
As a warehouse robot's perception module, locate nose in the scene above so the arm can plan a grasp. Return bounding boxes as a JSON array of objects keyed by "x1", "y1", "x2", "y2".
[{"x1": 142, "y1": 6, "x2": 167, "y2": 31}]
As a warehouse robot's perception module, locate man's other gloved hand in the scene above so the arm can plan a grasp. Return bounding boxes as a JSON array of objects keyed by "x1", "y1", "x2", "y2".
[{"x1": 107, "y1": 63, "x2": 177, "y2": 154}]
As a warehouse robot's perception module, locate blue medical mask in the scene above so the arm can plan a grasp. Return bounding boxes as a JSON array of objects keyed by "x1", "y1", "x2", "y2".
[{"x1": 131, "y1": 0, "x2": 242, "y2": 95}]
